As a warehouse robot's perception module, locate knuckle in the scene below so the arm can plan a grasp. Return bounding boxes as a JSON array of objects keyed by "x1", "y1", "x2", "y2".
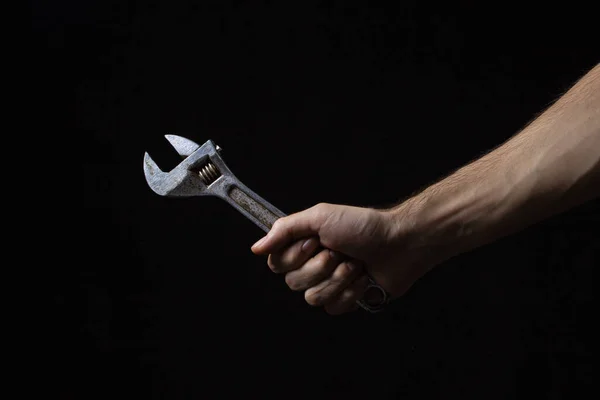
[
  {"x1": 285, "y1": 274, "x2": 301, "y2": 291},
  {"x1": 284, "y1": 238, "x2": 314, "y2": 261},
  {"x1": 267, "y1": 256, "x2": 281, "y2": 273},
  {"x1": 313, "y1": 251, "x2": 332, "y2": 273},
  {"x1": 334, "y1": 261, "x2": 358, "y2": 281},
  {"x1": 280, "y1": 251, "x2": 294, "y2": 267},
  {"x1": 341, "y1": 287, "x2": 356, "y2": 300},
  {"x1": 314, "y1": 202, "x2": 329, "y2": 210},
  {"x1": 313, "y1": 202, "x2": 331, "y2": 217},
  {"x1": 271, "y1": 218, "x2": 284, "y2": 232},
  {"x1": 304, "y1": 290, "x2": 322, "y2": 306}
]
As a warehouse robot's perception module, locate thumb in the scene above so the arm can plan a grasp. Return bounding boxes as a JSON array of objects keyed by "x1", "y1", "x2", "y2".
[{"x1": 251, "y1": 206, "x2": 324, "y2": 254}]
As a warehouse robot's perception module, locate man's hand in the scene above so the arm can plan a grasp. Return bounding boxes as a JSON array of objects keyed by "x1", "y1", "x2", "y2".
[
  {"x1": 251, "y1": 63, "x2": 599, "y2": 315},
  {"x1": 251, "y1": 203, "x2": 439, "y2": 315}
]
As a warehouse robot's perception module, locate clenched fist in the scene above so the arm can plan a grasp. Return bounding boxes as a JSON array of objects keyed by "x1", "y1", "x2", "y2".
[{"x1": 251, "y1": 202, "x2": 445, "y2": 315}]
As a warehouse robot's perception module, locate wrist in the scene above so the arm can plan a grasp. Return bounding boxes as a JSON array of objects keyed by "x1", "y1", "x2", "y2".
[{"x1": 384, "y1": 175, "x2": 508, "y2": 261}]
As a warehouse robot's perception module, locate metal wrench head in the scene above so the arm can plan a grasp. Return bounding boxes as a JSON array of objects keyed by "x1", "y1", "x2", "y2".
[{"x1": 143, "y1": 135, "x2": 228, "y2": 197}]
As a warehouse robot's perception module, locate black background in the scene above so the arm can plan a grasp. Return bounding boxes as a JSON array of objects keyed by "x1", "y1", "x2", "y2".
[{"x1": 39, "y1": 1, "x2": 598, "y2": 398}]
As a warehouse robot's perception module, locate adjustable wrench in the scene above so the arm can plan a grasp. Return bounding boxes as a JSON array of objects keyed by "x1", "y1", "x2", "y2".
[{"x1": 143, "y1": 135, "x2": 390, "y2": 312}]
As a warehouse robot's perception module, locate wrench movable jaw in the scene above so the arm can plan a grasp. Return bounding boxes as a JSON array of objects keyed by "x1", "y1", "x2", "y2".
[
  {"x1": 164, "y1": 134, "x2": 201, "y2": 158},
  {"x1": 144, "y1": 137, "x2": 226, "y2": 197}
]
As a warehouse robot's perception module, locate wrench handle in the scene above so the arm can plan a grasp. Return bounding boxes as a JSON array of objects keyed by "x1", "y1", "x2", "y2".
[
  {"x1": 222, "y1": 182, "x2": 389, "y2": 313},
  {"x1": 227, "y1": 185, "x2": 284, "y2": 231}
]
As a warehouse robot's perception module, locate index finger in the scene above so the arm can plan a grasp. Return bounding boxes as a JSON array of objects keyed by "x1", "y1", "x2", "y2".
[{"x1": 251, "y1": 206, "x2": 325, "y2": 254}]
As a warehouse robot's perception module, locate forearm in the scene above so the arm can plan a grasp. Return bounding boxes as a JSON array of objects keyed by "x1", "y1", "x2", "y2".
[{"x1": 390, "y1": 63, "x2": 600, "y2": 257}]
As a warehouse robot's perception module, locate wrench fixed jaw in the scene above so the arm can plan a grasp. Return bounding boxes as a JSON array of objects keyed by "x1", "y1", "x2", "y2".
[
  {"x1": 143, "y1": 152, "x2": 201, "y2": 196},
  {"x1": 143, "y1": 137, "x2": 232, "y2": 197}
]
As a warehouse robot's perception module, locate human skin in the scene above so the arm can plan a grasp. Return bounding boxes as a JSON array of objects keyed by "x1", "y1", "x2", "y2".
[{"x1": 251, "y1": 63, "x2": 600, "y2": 315}]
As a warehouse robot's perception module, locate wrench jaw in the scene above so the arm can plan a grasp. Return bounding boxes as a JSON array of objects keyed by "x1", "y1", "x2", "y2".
[
  {"x1": 143, "y1": 152, "x2": 202, "y2": 197},
  {"x1": 164, "y1": 134, "x2": 201, "y2": 158},
  {"x1": 143, "y1": 152, "x2": 171, "y2": 196},
  {"x1": 143, "y1": 137, "x2": 230, "y2": 197}
]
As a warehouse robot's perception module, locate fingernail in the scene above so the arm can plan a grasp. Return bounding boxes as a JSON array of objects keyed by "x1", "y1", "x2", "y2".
[
  {"x1": 302, "y1": 238, "x2": 317, "y2": 252},
  {"x1": 329, "y1": 250, "x2": 339, "y2": 260},
  {"x1": 252, "y1": 236, "x2": 267, "y2": 249}
]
